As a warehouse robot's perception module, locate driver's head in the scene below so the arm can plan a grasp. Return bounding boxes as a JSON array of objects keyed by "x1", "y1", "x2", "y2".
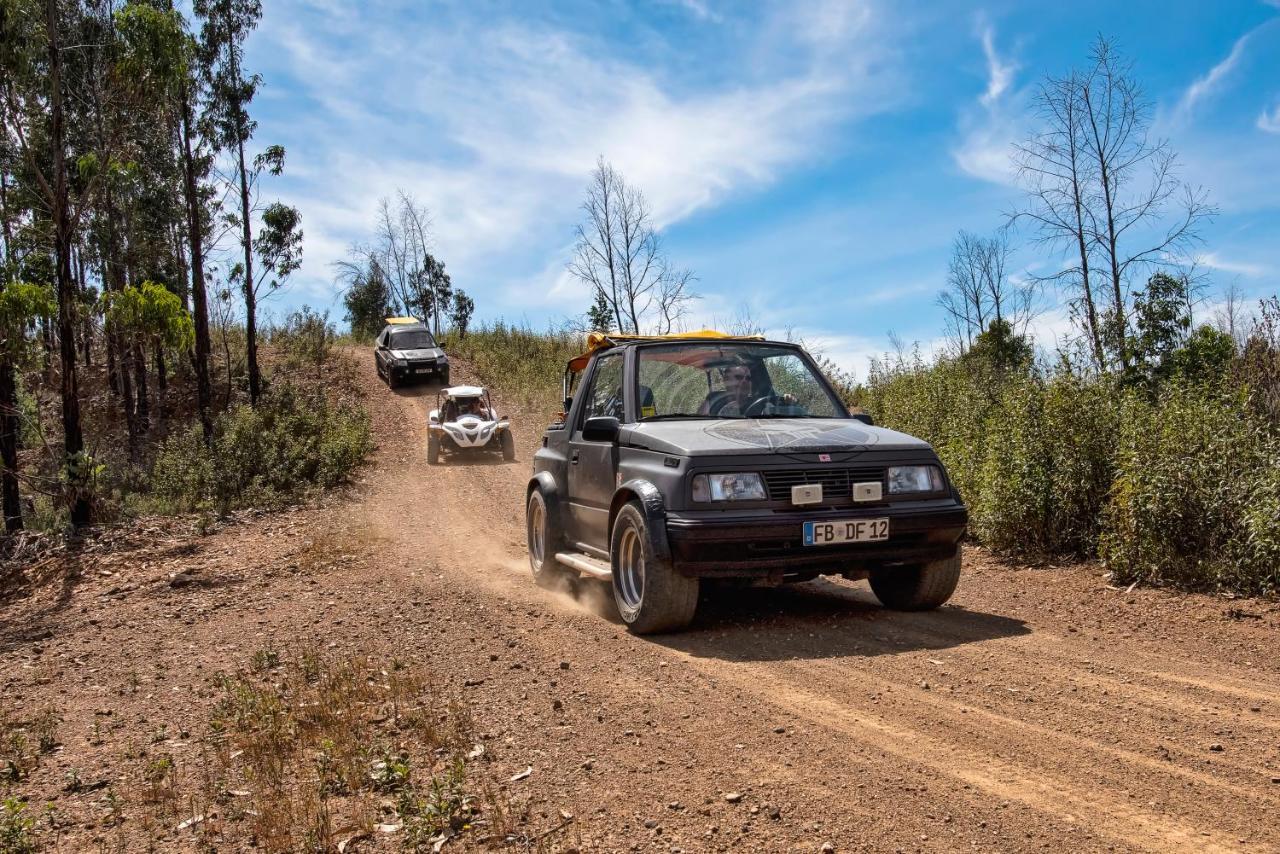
[
  {"x1": 460, "y1": 397, "x2": 480, "y2": 414},
  {"x1": 720, "y1": 361, "x2": 753, "y2": 400}
]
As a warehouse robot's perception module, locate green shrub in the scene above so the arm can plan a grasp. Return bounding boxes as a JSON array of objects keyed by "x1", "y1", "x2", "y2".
[
  {"x1": 151, "y1": 382, "x2": 372, "y2": 513},
  {"x1": 1101, "y1": 384, "x2": 1280, "y2": 594}
]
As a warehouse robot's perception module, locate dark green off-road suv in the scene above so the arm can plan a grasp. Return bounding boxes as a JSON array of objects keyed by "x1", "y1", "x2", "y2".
[{"x1": 525, "y1": 332, "x2": 968, "y2": 634}]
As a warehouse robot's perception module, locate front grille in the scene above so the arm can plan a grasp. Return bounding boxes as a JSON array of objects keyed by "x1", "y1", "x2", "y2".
[{"x1": 762, "y1": 467, "x2": 885, "y2": 502}]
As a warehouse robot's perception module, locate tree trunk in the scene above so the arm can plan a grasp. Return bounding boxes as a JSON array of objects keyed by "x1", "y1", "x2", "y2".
[
  {"x1": 133, "y1": 339, "x2": 149, "y2": 432},
  {"x1": 238, "y1": 138, "x2": 258, "y2": 405},
  {"x1": 155, "y1": 341, "x2": 166, "y2": 391},
  {"x1": 180, "y1": 86, "x2": 214, "y2": 440},
  {"x1": 0, "y1": 358, "x2": 21, "y2": 533},
  {"x1": 227, "y1": 31, "x2": 260, "y2": 405},
  {"x1": 47, "y1": 0, "x2": 90, "y2": 529}
]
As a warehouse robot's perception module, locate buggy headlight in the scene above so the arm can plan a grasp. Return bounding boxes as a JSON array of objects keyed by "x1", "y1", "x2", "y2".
[
  {"x1": 887, "y1": 465, "x2": 943, "y2": 494},
  {"x1": 691, "y1": 473, "x2": 766, "y2": 502}
]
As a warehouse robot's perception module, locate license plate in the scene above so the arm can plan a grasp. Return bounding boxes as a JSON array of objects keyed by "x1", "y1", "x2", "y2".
[
  {"x1": 803, "y1": 518, "x2": 889, "y2": 546},
  {"x1": 414, "y1": 368, "x2": 429, "y2": 374}
]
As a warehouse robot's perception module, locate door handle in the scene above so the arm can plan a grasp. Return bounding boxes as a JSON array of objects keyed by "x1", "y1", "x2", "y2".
[{"x1": 571, "y1": 450, "x2": 580, "y2": 464}]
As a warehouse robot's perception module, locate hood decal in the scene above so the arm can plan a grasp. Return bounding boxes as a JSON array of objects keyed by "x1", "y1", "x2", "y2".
[{"x1": 703, "y1": 419, "x2": 875, "y2": 452}]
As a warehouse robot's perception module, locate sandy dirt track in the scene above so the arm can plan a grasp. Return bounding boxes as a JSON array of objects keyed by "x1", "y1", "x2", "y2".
[{"x1": 4, "y1": 350, "x2": 1280, "y2": 852}]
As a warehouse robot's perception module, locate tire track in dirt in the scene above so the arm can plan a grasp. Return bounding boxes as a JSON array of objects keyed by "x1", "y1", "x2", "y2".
[{"x1": 350, "y1": 350, "x2": 1280, "y2": 852}]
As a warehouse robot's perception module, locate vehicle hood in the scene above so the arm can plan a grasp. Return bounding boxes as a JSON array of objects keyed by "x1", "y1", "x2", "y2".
[
  {"x1": 389, "y1": 347, "x2": 445, "y2": 360},
  {"x1": 621, "y1": 417, "x2": 931, "y2": 457}
]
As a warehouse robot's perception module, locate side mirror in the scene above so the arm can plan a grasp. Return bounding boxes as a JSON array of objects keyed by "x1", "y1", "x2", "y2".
[
  {"x1": 851, "y1": 412, "x2": 874, "y2": 426},
  {"x1": 428, "y1": 410, "x2": 440, "y2": 424},
  {"x1": 439, "y1": 338, "x2": 449, "y2": 349},
  {"x1": 582, "y1": 416, "x2": 620, "y2": 443}
]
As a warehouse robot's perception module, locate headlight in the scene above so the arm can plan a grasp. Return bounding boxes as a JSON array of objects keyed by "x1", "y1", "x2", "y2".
[
  {"x1": 438, "y1": 355, "x2": 448, "y2": 364},
  {"x1": 691, "y1": 473, "x2": 766, "y2": 502},
  {"x1": 887, "y1": 465, "x2": 944, "y2": 494}
]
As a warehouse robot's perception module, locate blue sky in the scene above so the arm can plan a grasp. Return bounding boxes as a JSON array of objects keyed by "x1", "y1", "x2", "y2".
[{"x1": 237, "y1": 0, "x2": 1280, "y2": 375}]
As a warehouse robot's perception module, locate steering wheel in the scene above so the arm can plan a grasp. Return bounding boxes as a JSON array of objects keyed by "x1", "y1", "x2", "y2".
[{"x1": 741, "y1": 394, "x2": 778, "y2": 417}]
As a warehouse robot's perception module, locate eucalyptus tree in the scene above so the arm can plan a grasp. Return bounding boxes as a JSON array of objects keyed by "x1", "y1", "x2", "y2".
[
  {"x1": 0, "y1": 280, "x2": 55, "y2": 532},
  {"x1": 196, "y1": 0, "x2": 268, "y2": 402}
]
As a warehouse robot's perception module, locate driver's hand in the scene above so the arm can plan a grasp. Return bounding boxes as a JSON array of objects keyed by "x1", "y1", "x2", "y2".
[{"x1": 780, "y1": 393, "x2": 797, "y2": 404}]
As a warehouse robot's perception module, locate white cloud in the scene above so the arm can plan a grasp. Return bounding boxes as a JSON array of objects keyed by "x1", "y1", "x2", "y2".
[
  {"x1": 1260, "y1": 101, "x2": 1280, "y2": 133},
  {"x1": 1194, "y1": 252, "x2": 1269, "y2": 277},
  {"x1": 979, "y1": 24, "x2": 1016, "y2": 107},
  {"x1": 250, "y1": 2, "x2": 901, "y2": 318},
  {"x1": 1173, "y1": 30, "x2": 1254, "y2": 123},
  {"x1": 952, "y1": 22, "x2": 1023, "y2": 186}
]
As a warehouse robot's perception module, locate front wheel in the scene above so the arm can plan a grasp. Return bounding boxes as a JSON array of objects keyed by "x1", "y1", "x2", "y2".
[
  {"x1": 868, "y1": 552, "x2": 961, "y2": 611},
  {"x1": 427, "y1": 435, "x2": 440, "y2": 465},
  {"x1": 500, "y1": 430, "x2": 515, "y2": 461},
  {"x1": 611, "y1": 502, "x2": 698, "y2": 634}
]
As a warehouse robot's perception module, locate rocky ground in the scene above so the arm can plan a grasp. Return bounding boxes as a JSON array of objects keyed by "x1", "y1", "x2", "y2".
[{"x1": 3, "y1": 349, "x2": 1279, "y2": 853}]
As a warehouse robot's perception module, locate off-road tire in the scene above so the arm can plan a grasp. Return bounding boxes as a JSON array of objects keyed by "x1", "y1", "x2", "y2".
[
  {"x1": 869, "y1": 552, "x2": 961, "y2": 611},
  {"x1": 427, "y1": 435, "x2": 440, "y2": 465},
  {"x1": 610, "y1": 501, "x2": 698, "y2": 634},
  {"x1": 526, "y1": 489, "x2": 568, "y2": 590},
  {"x1": 387, "y1": 368, "x2": 398, "y2": 390},
  {"x1": 439, "y1": 369, "x2": 450, "y2": 387},
  {"x1": 500, "y1": 430, "x2": 516, "y2": 461}
]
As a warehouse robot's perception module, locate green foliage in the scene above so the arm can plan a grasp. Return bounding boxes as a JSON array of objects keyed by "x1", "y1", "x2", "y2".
[
  {"x1": 270, "y1": 306, "x2": 333, "y2": 374},
  {"x1": 867, "y1": 324, "x2": 1280, "y2": 593},
  {"x1": 0, "y1": 797, "x2": 36, "y2": 854},
  {"x1": 1102, "y1": 385, "x2": 1280, "y2": 594},
  {"x1": 151, "y1": 381, "x2": 372, "y2": 513},
  {"x1": 0, "y1": 282, "x2": 55, "y2": 359},
  {"x1": 100, "y1": 281, "x2": 195, "y2": 352},
  {"x1": 449, "y1": 290, "x2": 474, "y2": 339},
  {"x1": 342, "y1": 263, "x2": 394, "y2": 341},
  {"x1": 255, "y1": 201, "x2": 303, "y2": 289},
  {"x1": 586, "y1": 289, "x2": 613, "y2": 333}
]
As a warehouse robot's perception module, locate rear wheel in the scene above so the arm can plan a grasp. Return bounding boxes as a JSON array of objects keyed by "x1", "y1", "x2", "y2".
[
  {"x1": 500, "y1": 430, "x2": 515, "y2": 461},
  {"x1": 869, "y1": 552, "x2": 961, "y2": 611},
  {"x1": 611, "y1": 502, "x2": 698, "y2": 634},
  {"x1": 427, "y1": 435, "x2": 440, "y2": 465},
  {"x1": 527, "y1": 490, "x2": 568, "y2": 590}
]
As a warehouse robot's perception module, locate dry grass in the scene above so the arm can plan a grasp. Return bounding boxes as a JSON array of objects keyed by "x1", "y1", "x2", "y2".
[{"x1": 178, "y1": 645, "x2": 481, "y2": 852}]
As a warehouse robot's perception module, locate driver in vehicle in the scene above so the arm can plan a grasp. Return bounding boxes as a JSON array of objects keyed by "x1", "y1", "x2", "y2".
[
  {"x1": 699, "y1": 360, "x2": 755, "y2": 416},
  {"x1": 459, "y1": 397, "x2": 489, "y2": 418}
]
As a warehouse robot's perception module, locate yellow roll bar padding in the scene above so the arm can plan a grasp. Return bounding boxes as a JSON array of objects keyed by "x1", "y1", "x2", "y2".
[
  {"x1": 566, "y1": 330, "x2": 765, "y2": 372},
  {"x1": 385, "y1": 316, "x2": 422, "y2": 325}
]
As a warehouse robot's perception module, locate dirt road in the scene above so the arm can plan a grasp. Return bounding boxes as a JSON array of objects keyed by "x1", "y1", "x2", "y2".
[{"x1": 5, "y1": 352, "x2": 1280, "y2": 852}]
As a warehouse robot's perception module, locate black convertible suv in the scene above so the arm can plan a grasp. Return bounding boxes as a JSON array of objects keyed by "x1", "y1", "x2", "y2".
[{"x1": 526, "y1": 331, "x2": 969, "y2": 634}]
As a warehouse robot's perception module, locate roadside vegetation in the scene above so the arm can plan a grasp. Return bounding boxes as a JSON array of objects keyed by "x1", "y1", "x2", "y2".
[
  {"x1": 859, "y1": 37, "x2": 1280, "y2": 596},
  {"x1": 0, "y1": 3, "x2": 375, "y2": 548}
]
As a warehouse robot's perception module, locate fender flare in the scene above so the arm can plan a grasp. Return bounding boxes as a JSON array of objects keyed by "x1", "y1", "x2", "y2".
[
  {"x1": 527, "y1": 472, "x2": 563, "y2": 532},
  {"x1": 611, "y1": 479, "x2": 673, "y2": 566}
]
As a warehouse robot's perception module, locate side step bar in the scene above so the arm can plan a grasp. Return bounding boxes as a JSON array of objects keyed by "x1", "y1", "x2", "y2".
[{"x1": 554, "y1": 551, "x2": 612, "y2": 581}]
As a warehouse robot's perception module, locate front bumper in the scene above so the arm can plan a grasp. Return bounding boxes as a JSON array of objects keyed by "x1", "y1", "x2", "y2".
[
  {"x1": 664, "y1": 501, "x2": 967, "y2": 578},
  {"x1": 391, "y1": 361, "x2": 448, "y2": 381}
]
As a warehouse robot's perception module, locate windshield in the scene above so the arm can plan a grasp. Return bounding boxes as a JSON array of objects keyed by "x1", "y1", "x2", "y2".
[
  {"x1": 389, "y1": 330, "x2": 435, "y2": 350},
  {"x1": 636, "y1": 343, "x2": 845, "y2": 419}
]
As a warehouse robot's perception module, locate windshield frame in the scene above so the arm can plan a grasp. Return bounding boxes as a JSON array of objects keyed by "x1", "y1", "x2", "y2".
[{"x1": 629, "y1": 340, "x2": 851, "y2": 423}]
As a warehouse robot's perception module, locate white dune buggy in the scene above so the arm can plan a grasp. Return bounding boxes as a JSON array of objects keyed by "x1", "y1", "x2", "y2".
[{"x1": 427, "y1": 385, "x2": 515, "y2": 464}]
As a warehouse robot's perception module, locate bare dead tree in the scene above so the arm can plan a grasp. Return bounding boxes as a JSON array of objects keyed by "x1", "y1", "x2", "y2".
[
  {"x1": 568, "y1": 157, "x2": 696, "y2": 334},
  {"x1": 1013, "y1": 36, "x2": 1214, "y2": 373},
  {"x1": 1212, "y1": 279, "x2": 1250, "y2": 350},
  {"x1": 1013, "y1": 70, "x2": 1106, "y2": 369},
  {"x1": 938, "y1": 230, "x2": 1034, "y2": 350}
]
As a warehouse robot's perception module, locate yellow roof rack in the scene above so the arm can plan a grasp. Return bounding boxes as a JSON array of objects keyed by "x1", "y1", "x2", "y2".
[
  {"x1": 567, "y1": 329, "x2": 765, "y2": 372},
  {"x1": 385, "y1": 316, "x2": 423, "y2": 325}
]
